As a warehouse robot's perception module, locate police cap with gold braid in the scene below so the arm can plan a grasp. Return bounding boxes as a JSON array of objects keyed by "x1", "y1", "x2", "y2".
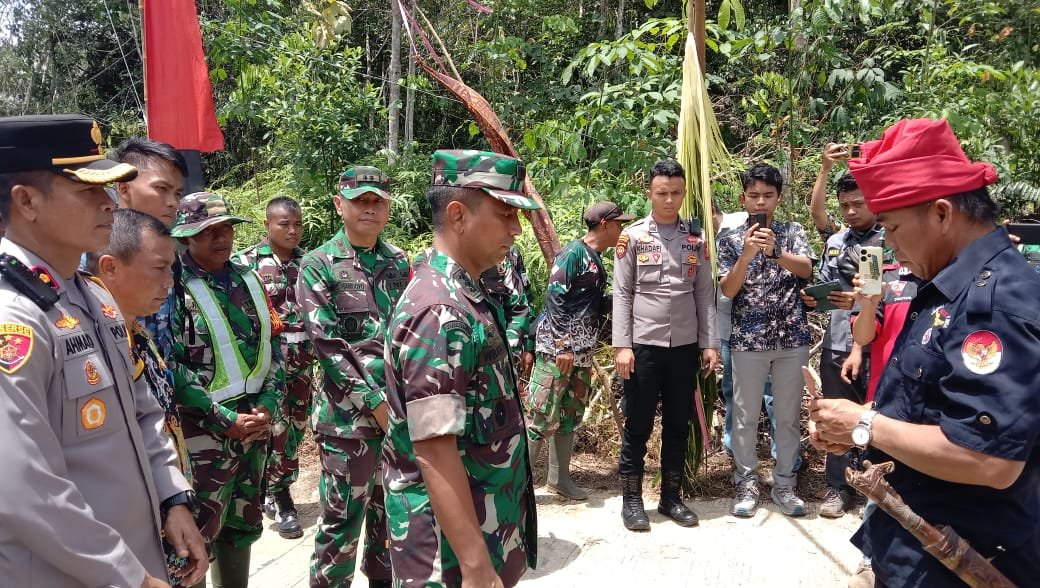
[{"x1": 0, "y1": 114, "x2": 138, "y2": 184}]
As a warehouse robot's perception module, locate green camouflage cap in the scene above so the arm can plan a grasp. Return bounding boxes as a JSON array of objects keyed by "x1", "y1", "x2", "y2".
[
  {"x1": 339, "y1": 166, "x2": 391, "y2": 200},
  {"x1": 170, "y1": 192, "x2": 251, "y2": 237},
  {"x1": 431, "y1": 149, "x2": 540, "y2": 210}
]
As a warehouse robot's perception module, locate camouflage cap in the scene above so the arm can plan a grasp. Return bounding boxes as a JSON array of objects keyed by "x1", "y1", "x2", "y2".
[
  {"x1": 339, "y1": 166, "x2": 391, "y2": 200},
  {"x1": 431, "y1": 149, "x2": 540, "y2": 210},
  {"x1": 170, "y1": 192, "x2": 251, "y2": 237}
]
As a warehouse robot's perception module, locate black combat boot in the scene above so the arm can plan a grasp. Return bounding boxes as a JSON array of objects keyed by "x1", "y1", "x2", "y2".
[
  {"x1": 620, "y1": 473, "x2": 650, "y2": 531},
  {"x1": 274, "y1": 488, "x2": 303, "y2": 539},
  {"x1": 657, "y1": 470, "x2": 699, "y2": 527}
]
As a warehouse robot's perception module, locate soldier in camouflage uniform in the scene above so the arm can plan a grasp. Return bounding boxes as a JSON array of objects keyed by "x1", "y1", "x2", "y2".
[
  {"x1": 383, "y1": 150, "x2": 539, "y2": 588},
  {"x1": 298, "y1": 167, "x2": 409, "y2": 588},
  {"x1": 479, "y1": 245, "x2": 535, "y2": 378},
  {"x1": 236, "y1": 196, "x2": 315, "y2": 539},
  {"x1": 170, "y1": 192, "x2": 286, "y2": 588},
  {"x1": 527, "y1": 202, "x2": 634, "y2": 500}
]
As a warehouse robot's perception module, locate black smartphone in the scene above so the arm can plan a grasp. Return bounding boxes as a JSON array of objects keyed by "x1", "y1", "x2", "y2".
[
  {"x1": 748, "y1": 212, "x2": 768, "y2": 229},
  {"x1": 1008, "y1": 222, "x2": 1040, "y2": 245},
  {"x1": 804, "y1": 280, "x2": 841, "y2": 312},
  {"x1": 850, "y1": 144, "x2": 862, "y2": 158}
]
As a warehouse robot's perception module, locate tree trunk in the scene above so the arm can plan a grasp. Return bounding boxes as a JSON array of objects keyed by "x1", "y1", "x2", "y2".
[
  {"x1": 388, "y1": 0, "x2": 402, "y2": 161},
  {"x1": 366, "y1": 33, "x2": 374, "y2": 131},
  {"x1": 597, "y1": 0, "x2": 608, "y2": 38},
  {"x1": 615, "y1": 0, "x2": 624, "y2": 40},
  {"x1": 404, "y1": 38, "x2": 416, "y2": 147}
]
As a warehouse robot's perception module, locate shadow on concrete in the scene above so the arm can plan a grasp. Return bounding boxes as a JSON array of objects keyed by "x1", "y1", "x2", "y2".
[{"x1": 523, "y1": 533, "x2": 582, "y2": 580}]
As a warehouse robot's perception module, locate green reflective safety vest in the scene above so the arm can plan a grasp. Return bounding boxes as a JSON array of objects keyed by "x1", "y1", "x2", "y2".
[{"x1": 184, "y1": 270, "x2": 273, "y2": 403}]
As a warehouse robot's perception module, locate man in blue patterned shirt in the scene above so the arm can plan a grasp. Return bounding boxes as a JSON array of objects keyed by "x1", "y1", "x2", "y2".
[{"x1": 718, "y1": 163, "x2": 813, "y2": 519}]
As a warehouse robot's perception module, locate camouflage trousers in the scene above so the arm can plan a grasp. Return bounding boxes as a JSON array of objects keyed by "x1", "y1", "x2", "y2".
[
  {"x1": 525, "y1": 354, "x2": 591, "y2": 441},
  {"x1": 310, "y1": 434, "x2": 391, "y2": 587},
  {"x1": 267, "y1": 343, "x2": 315, "y2": 494},
  {"x1": 182, "y1": 408, "x2": 269, "y2": 548}
]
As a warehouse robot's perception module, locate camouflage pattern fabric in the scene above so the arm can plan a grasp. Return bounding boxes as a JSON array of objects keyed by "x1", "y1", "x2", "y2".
[
  {"x1": 297, "y1": 229, "x2": 410, "y2": 440},
  {"x1": 479, "y1": 245, "x2": 535, "y2": 360},
  {"x1": 309, "y1": 435, "x2": 390, "y2": 587},
  {"x1": 431, "y1": 149, "x2": 541, "y2": 210},
  {"x1": 525, "y1": 357, "x2": 592, "y2": 441},
  {"x1": 383, "y1": 248, "x2": 537, "y2": 588},
  {"x1": 237, "y1": 239, "x2": 316, "y2": 494},
  {"x1": 533, "y1": 239, "x2": 608, "y2": 367},
  {"x1": 297, "y1": 229, "x2": 409, "y2": 586},
  {"x1": 170, "y1": 253, "x2": 285, "y2": 547}
]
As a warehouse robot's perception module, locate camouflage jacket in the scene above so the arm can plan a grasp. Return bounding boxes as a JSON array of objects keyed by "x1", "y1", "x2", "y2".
[
  {"x1": 383, "y1": 248, "x2": 537, "y2": 582},
  {"x1": 479, "y1": 245, "x2": 535, "y2": 356},
  {"x1": 170, "y1": 253, "x2": 285, "y2": 435},
  {"x1": 298, "y1": 229, "x2": 410, "y2": 439},
  {"x1": 534, "y1": 239, "x2": 607, "y2": 367}
]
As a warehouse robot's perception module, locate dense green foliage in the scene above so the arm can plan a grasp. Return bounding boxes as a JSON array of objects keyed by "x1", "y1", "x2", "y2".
[{"x1": 3, "y1": 0, "x2": 1039, "y2": 284}]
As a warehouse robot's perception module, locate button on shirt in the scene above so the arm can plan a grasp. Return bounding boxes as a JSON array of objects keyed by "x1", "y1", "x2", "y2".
[
  {"x1": 854, "y1": 227, "x2": 1040, "y2": 587},
  {"x1": 717, "y1": 219, "x2": 812, "y2": 351},
  {"x1": 612, "y1": 215, "x2": 718, "y2": 349}
]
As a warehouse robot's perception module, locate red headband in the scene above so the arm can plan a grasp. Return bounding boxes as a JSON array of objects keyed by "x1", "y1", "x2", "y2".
[{"x1": 848, "y1": 118, "x2": 998, "y2": 214}]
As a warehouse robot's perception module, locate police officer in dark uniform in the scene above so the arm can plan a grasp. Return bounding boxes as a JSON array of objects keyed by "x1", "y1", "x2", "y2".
[{"x1": 810, "y1": 118, "x2": 1040, "y2": 587}]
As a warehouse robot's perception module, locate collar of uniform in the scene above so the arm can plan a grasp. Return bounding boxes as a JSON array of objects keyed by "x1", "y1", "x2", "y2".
[
  {"x1": 254, "y1": 237, "x2": 304, "y2": 261},
  {"x1": 929, "y1": 226, "x2": 1011, "y2": 301},
  {"x1": 424, "y1": 247, "x2": 485, "y2": 303},
  {"x1": 844, "y1": 223, "x2": 882, "y2": 244},
  {"x1": 0, "y1": 238, "x2": 70, "y2": 293},
  {"x1": 330, "y1": 229, "x2": 392, "y2": 260},
  {"x1": 644, "y1": 215, "x2": 688, "y2": 234},
  {"x1": 180, "y1": 251, "x2": 250, "y2": 280}
]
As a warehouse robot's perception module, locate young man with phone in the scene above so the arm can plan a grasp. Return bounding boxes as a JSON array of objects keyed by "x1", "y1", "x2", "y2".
[
  {"x1": 802, "y1": 148, "x2": 883, "y2": 518},
  {"x1": 718, "y1": 163, "x2": 813, "y2": 518}
]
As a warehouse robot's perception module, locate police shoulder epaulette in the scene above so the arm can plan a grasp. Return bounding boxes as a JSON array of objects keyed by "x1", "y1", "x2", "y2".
[{"x1": 0, "y1": 254, "x2": 60, "y2": 310}]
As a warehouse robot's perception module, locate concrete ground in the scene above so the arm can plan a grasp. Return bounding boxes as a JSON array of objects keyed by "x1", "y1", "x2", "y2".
[{"x1": 241, "y1": 481, "x2": 865, "y2": 587}]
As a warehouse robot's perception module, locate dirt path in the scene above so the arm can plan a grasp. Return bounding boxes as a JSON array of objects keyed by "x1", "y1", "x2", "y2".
[{"x1": 238, "y1": 439, "x2": 866, "y2": 587}]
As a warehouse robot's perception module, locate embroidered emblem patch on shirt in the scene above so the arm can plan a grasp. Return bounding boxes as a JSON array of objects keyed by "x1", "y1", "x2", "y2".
[
  {"x1": 54, "y1": 312, "x2": 80, "y2": 330},
  {"x1": 101, "y1": 304, "x2": 120, "y2": 319},
  {"x1": 81, "y1": 396, "x2": 107, "y2": 430},
  {"x1": 85, "y1": 360, "x2": 102, "y2": 385},
  {"x1": 0, "y1": 323, "x2": 34, "y2": 374},
  {"x1": 616, "y1": 234, "x2": 630, "y2": 259},
  {"x1": 686, "y1": 254, "x2": 698, "y2": 265},
  {"x1": 932, "y1": 307, "x2": 951, "y2": 329},
  {"x1": 961, "y1": 330, "x2": 1002, "y2": 375}
]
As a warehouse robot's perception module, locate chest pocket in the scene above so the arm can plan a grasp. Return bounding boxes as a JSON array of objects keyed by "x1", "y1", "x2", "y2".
[
  {"x1": 334, "y1": 288, "x2": 370, "y2": 340},
  {"x1": 892, "y1": 343, "x2": 947, "y2": 423},
  {"x1": 635, "y1": 246, "x2": 663, "y2": 285},
  {"x1": 62, "y1": 353, "x2": 126, "y2": 443},
  {"x1": 468, "y1": 321, "x2": 523, "y2": 445}
]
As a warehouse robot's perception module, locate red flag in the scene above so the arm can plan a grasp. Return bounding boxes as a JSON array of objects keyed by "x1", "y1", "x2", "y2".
[{"x1": 143, "y1": 0, "x2": 224, "y2": 152}]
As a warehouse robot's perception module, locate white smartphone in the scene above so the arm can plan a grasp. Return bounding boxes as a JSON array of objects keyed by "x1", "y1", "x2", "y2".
[{"x1": 859, "y1": 246, "x2": 883, "y2": 296}]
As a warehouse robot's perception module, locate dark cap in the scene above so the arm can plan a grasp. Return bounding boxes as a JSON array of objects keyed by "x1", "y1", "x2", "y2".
[
  {"x1": 583, "y1": 201, "x2": 636, "y2": 227},
  {"x1": 339, "y1": 166, "x2": 391, "y2": 200},
  {"x1": 170, "y1": 192, "x2": 251, "y2": 237},
  {"x1": 0, "y1": 115, "x2": 137, "y2": 184}
]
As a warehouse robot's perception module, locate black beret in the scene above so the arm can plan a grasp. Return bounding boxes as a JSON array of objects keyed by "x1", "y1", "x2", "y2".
[{"x1": 0, "y1": 114, "x2": 137, "y2": 184}]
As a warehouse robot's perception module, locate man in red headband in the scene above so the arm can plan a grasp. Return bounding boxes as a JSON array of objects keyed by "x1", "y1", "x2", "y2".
[{"x1": 809, "y1": 118, "x2": 1040, "y2": 587}]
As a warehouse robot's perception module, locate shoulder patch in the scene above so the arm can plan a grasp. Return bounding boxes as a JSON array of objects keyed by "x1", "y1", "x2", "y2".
[
  {"x1": 616, "y1": 234, "x2": 630, "y2": 259},
  {"x1": 0, "y1": 323, "x2": 35, "y2": 374},
  {"x1": 961, "y1": 330, "x2": 1002, "y2": 375}
]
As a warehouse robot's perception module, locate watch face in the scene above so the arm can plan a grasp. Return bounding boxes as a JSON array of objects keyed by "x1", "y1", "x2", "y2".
[{"x1": 851, "y1": 425, "x2": 870, "y2": 446}]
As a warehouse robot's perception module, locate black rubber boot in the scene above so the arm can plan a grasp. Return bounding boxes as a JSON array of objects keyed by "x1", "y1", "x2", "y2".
[
  {"x1": 210, "y1": 541, "x2": 251, "y2": 588},
  {"x1": 620, "y1": 473, "x2": 650, "y2": 532},
  {"x1": 657, "y1": 470, "x2": 699, "y2": 527},
  {"x1": 369, "y1": 580, "x2": 394, "y2": 588},
  {"x1": 274, "y1": 488, "x2": 303, "y2": 539}
]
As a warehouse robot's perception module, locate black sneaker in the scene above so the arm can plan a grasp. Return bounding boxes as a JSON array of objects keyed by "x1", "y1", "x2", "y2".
[{"x1": 275, "y1": 508, "x2": 303, "y2": 539}]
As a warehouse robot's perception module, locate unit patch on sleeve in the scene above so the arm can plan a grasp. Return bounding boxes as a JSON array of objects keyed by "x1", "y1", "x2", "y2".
[
  {"x1": 0, "y1": 323, "x2": 34, "y2": 374},
  {"x1": 961, "y1": 330, "x2": 1002, "y2": 375}
]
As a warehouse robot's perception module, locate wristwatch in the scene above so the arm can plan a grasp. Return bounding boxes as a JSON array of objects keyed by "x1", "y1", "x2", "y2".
[
  {"x1": 161, "y1": 490, "x2": 199, "y2": 518},
  {"x1": 851, "y1": 409, "x2": 878, "y2": 449}
]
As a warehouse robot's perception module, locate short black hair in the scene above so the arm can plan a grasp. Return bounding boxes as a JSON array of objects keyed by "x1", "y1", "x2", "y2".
[
  {"x1": 100, "y1": 208, "x2": 171, "y2": 262},
  {"x1": 266, "y1": 196, "x2": 301, "y2": 218},
  {"x1": 835, "y1": 172, "x2": 858, "y2": 196},
  {"x1": 0, "y1": 171, "x2": 54, "y2": 220},
  {"x1": 948, "y1": 186, "x2": 1000, "y2": 224},
  {"x1": 742, "y1": 163, "x2": 784, "y2": 193},
  {"x1": 650, "y1": 159, "x2": 685, "y2": 180},
  {"x1": 113, "y1": 137, "x2": 188, "y2": 178},
  {"x1": 427, "y1": 185, "x2": 484, "y2": 230}
]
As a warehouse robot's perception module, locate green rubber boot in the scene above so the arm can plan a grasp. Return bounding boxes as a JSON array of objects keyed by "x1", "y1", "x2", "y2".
[
  {"x1": 210, "y1": 541, "x2": 251, "y2": 588},
  {"x1": 547, "y1": 432, "x2": 588, "y2": 500}
]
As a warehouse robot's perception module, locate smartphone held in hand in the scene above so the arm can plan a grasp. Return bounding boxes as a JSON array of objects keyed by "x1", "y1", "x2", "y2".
[
  {"x1": 748, "y1": 212, "x2": 768, "y2": 229},
  {"x1": 859, "y1": 246, "x2": 883, "y2": 296}
]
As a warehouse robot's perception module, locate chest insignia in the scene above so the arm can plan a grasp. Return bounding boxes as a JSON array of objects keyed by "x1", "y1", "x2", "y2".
[
  {"x1": 101, "y1": 304, "x2": 120, "y2": 319},
  {"x1": 961, "y1": 330, "x2": 1002, "y2": 375},
  {"x1": 85, "y1": 360, "x2": 102, "y2": 385},
  {"x1": 827, "y1": 248, "x2": 841, "y2": 257},
  {"x1": 686, "y1": 254, "x2": 698, "y2": 265},
  {"x1": 615, "y1": 234, "x2": 630, "y2": 259},
  {"x1": 932, "y1": 307, "x2": 951, "y2": 329},
  {"x1": 55, "y1": 312, "x2": 80, "y2": 330},
  {"x1": 638, "y1": 235, "x2": 653, "y2": 244},
  {"x1": 0, "y1": 323, "x2": 34, "y2": 374},
  {"x1": 889, "y1": 281, "x2": 907, "y2": 297},
  {"x1": 80, "y1": 397, "x2": 107, "y2": 430},
  {"x1": 685, "y1": 235, "x2": 699, "y2": 244}
]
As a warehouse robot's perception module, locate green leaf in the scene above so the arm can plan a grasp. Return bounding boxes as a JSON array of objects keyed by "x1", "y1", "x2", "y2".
[
  {"x1": 718, "y1": 0, "x2": 731, "y2": 31},
  {"x1": 468, "y1": 121, "x2": 480, "y2": 138}
]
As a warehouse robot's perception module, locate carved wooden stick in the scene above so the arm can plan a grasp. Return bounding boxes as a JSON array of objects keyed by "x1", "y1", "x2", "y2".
[{"x1": 846, "y1": 461, "x2": 1016, "y2": 588}]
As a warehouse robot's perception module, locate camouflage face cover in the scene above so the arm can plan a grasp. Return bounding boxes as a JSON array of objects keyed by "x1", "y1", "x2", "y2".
[
  {"x1": 339, "y1": 166, "x2": 391, "y2": 200},
  {"x1": 170, "y1": 192, "x2": 251, "y2": 237},
  {"x1": 431, "y1": 149, "x2": 541, "y2": 210}
]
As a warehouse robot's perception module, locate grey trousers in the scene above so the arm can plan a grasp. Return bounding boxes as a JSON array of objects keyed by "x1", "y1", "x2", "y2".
[{"x1": 731, "y1": 346, "x2": 810, "y2": 489}]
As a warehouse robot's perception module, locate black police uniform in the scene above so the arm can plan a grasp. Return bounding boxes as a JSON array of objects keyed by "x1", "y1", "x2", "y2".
[{"x1": 854, "y1": 227, "x2": 1040, "y2": 587}]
